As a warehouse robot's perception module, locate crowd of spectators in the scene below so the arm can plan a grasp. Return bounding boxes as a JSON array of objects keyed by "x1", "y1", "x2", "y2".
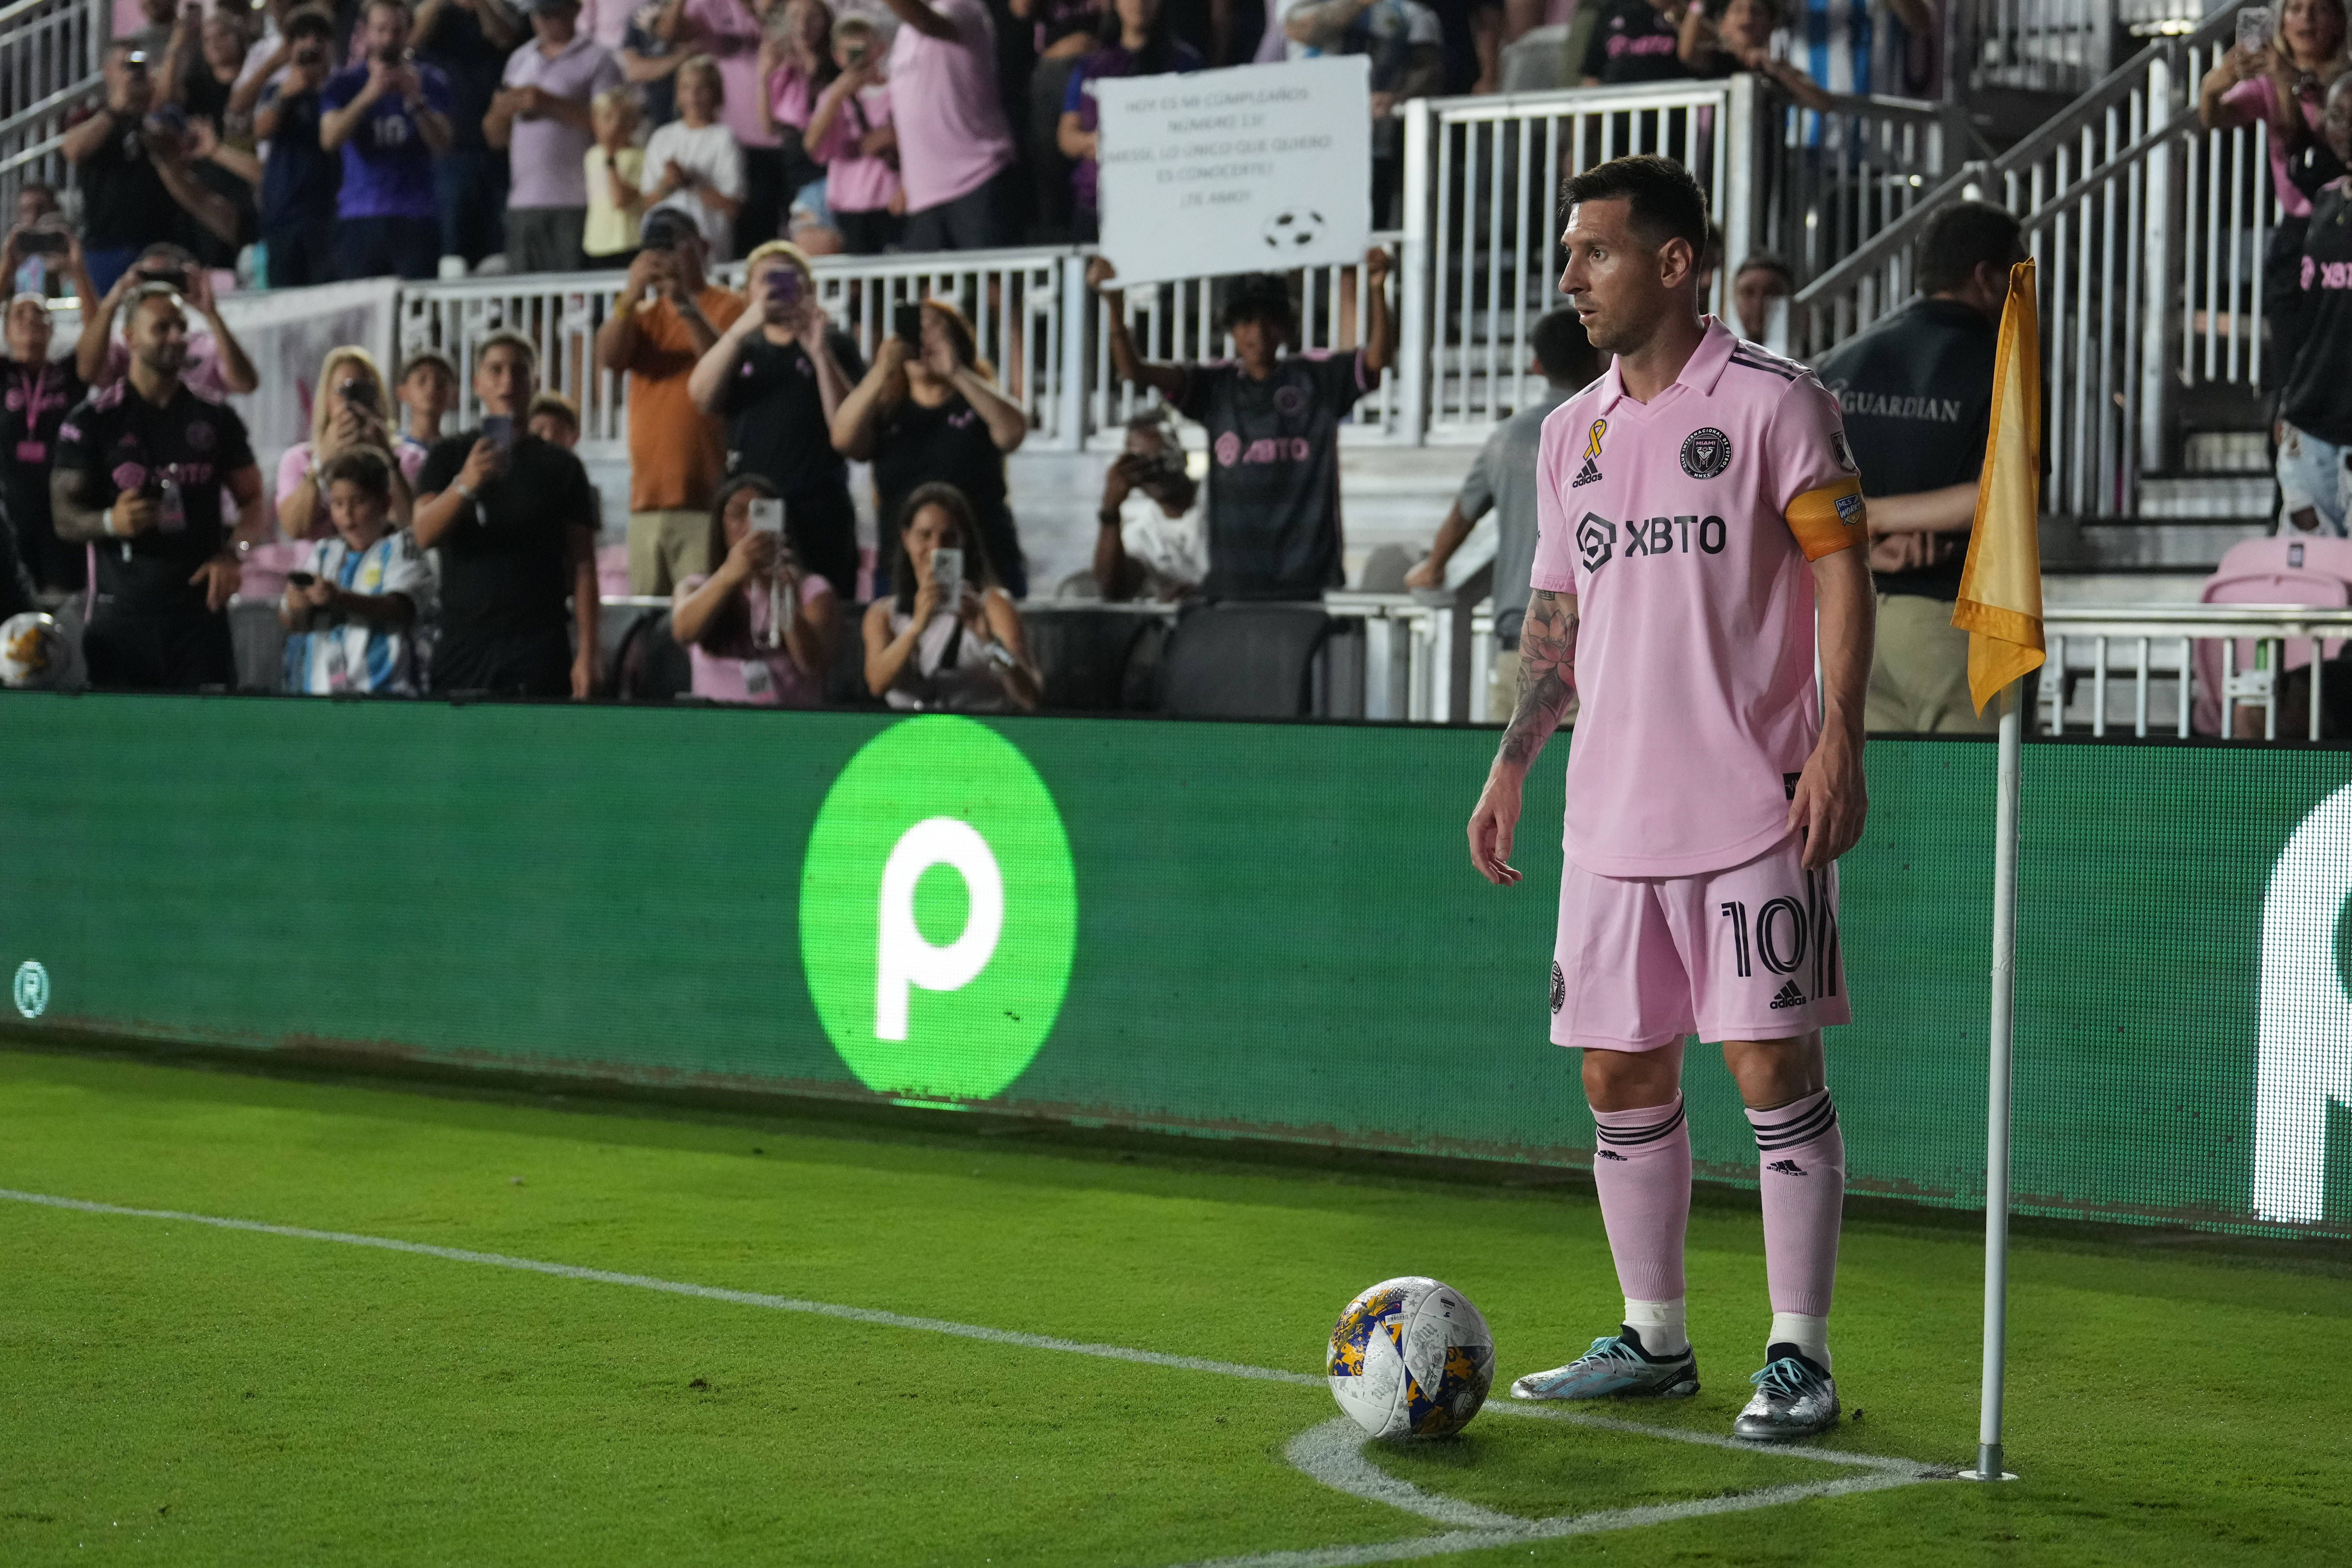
[{"x1": 24, "y1": 0, "x2": 1892, "y2": 293}]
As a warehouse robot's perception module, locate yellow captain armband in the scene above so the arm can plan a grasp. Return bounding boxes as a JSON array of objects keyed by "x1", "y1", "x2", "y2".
[{"x1": 1784, "y1": 475, "x2": 1869, "y2": 561}]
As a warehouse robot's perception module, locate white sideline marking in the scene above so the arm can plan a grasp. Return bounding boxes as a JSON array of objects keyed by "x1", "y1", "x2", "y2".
[{"x1": 0, "y1": 1187, "x2": 1945, "y2": 1565}]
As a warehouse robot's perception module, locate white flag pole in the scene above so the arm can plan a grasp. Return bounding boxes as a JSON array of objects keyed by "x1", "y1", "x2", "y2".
[{"x1": 1966, "y1": 678, "x2": 2023, "y2": 1483}]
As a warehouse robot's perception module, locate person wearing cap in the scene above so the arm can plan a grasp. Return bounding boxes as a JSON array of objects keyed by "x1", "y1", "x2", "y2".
[
  {"x1": 487, "y1": 0, "x2": 625, "y2": 274},
  {"x1": 594, "y1": 205, "x2": 747, "y2": 593},
  {"x1": 1085, "y1": 250, "x2": 1394, "y2": 601}
]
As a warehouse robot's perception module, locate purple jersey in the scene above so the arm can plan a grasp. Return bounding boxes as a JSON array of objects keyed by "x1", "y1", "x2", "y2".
[{"x1": 321, "y1": 61, "x2": 454, "y2": 220}]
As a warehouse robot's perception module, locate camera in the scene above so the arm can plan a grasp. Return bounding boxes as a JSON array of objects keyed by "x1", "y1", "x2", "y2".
[
  {"x1": 339, "y1": 376, "x2": 378, "y2": 413},
  {"x1": 293, "y1": 44, "x2": 325, "y2": 67}
]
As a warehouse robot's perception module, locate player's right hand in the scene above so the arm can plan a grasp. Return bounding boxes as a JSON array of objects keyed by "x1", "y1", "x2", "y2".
[{"x1": 1467, "y1": 769, "x2": 1525, "y2": 886}]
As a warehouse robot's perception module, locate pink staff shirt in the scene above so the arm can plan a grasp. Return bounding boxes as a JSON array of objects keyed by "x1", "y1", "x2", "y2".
[
  {"x1": 886, "y1": 0, "x2": 1015, "y2": 212},
  {"x1": 1529, "y1": 320, "x2": 1867, "y2": 878}
]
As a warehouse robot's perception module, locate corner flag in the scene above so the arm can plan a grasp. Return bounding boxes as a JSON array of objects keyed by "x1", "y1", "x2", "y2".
[{"x1": 1951, "y1": 259, "x2": 2045, "y2": 714}]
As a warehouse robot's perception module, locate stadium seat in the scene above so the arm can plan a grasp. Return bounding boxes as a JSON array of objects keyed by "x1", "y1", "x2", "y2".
[
  {"x1": 610, "y1": 610, "x2": 694, "y2": 702},
  {"x1": 1158, "y1": 605, "x2": 1332, "y2": 719},
  {"x1": 2189, "y1": 535, "x2": 2352, "y2": 736},
  {"x1": 1025, "y1": 609, "x2": 1162, "y2": 713}
]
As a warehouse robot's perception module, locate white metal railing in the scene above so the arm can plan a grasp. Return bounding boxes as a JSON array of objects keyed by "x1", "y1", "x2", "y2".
[
  {"x1": 1958, "y1": 0, "x2": 2115, "y2": 97},
  {"x1": 2042, "y1": 604, "x2": 2352, "y2": 737},
  {"x1": 1794, "y1": 3, "x2": 2249, "y2": 524},
  {"x1": 0, "y1": 0, "x2": 105, "y2": 207}
]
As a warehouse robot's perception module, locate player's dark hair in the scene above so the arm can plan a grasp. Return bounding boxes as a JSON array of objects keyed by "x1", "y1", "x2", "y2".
[
  {"x1": 890, "y1": 482, "x2": 1000, "y2": 615},
  {"x1": 1734, "y1": 252, "x2": 1795, "y2": 290},
  {"x1": 321, "y1": 445, "x2": 393, "y2": 501},
  {"x1": 1916, "y1": 201, "x2": 2024, "y2": 296},
  {"x1": 1560, "y1": 155, "x2": 1710, "y2": 264},
  {"x1": 1528, "y1": 308, "x2": 1600, "y2": 388},
  {"x1": 1222, "y1": 273, "x2": 1295, "y2": 339}
]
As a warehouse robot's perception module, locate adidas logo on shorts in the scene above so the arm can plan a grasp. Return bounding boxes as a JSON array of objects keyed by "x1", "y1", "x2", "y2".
[
  {"x1": 1766, "y1": 1159, "x2": 1807, "y2": 1176},
  {"x1": 1769, "y1": 980, "x2": 1806, "y2": 1010},
  {"x1": 1597, "y1": 1149, "x2": 1627, "y2": 1161}
]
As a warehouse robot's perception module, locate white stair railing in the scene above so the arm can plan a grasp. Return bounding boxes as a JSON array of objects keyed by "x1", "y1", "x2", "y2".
[{"x1": 0, "y1": 0, "x2": 107, "y2": 210}]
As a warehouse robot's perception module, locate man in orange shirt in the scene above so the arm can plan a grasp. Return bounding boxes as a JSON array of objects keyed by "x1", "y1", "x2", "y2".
[{"x1": 594, "y1": 205, "x2": 747, "y2": 594}]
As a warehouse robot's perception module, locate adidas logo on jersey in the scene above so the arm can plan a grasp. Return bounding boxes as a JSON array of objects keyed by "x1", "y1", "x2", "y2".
[
  {"x1": 1571, "y1": 417, "x2": 1607, "y2": 487},
  {"x1": 1770, "y1": 980, "x2": 1806, "y2": 1010},
  {"x1": 1766, "y1": 1159, "x2": 1808, "y2": 1176}
]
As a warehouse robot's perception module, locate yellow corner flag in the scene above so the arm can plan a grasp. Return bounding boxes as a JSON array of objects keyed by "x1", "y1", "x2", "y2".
[{"x1": 1951, "y1": 259, "x2": 2046, "y2": 714}]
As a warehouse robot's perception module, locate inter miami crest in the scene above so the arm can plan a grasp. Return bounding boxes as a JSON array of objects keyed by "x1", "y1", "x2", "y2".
[
  {"x1": 1571, "y1": 418, "x2": 1607, "y2": 487},
  {"x1": 1550, "y1": 961, "x2": 1566, "y2": 1014},
  {"x1": 1575, "y1": 511, "x2": 1615, "y2": 571},
  {"x1": 1679, "y1": 427, "x2": 1731, "y2": 479}
]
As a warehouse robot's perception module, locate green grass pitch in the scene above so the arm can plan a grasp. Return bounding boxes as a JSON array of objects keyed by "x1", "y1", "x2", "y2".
[{"x1": 2, "y1": 1047, "x2": 2347, "y2": 1566}]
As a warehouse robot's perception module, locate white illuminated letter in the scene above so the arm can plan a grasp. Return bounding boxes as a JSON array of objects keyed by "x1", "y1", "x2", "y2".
[
  {"x1": 875, "y1": 818, "x2": 1004, "y2": 1041},
  {"x1": 2254, "y1": 784, "x2": 2352, "y2": 1224}
]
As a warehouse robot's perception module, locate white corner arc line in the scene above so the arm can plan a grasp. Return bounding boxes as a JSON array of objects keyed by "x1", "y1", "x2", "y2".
[{"x1": 1, "y1": 1187, "x2": 1948, "y2": 1567}]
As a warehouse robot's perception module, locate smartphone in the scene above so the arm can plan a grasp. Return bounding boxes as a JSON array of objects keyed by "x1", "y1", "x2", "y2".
[
  {"x1": 146, "y1": 103, "x2": 187, "y2": 139},
  {"x1": 747, "y1": 497, "x2": 785, "y2": 535},
  {"x1": 482, "y1": 414, "x2": 514, "y2": 455},
  {"x1": 930, "y1": 545, "x2": 963, "y2": 594},
  {"x1": 339, "y1": 376, "x2": 378, "y2": 413},
  {"x1": 844, "y1": 40, "x2": 868, "y2": 66},
  {"x1": 17, "y1": 228, "x2": 65, "y2": 255},
  {"x1": 2238, "y1": 6, "x2": 2275, "y2": 53},
  {"x1": 767, "y1": 268, "x2": 803, "y2": 309},
  {"x1": 292, "y1": 44, "x2": 325, "y2": 67},
  {"x1": 893, "y1": 305, "x2": 922, "y2": 346},
  {"x1": 287, "y1": 571, "x2": 316, "y2": 587}
]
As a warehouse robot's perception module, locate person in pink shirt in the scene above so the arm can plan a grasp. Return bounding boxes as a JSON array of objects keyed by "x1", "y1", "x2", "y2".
[
  {"x1": 1463, "y1": 156, "x2": 1873, "y2": 1444},
  {"x1": 879, "y1": 0, "x2": 1016, "y2": 249},
  {"x1": 760, "y1": 0, "x2": 841, "y2": 233},
  {"x1": 669, "y1": 473, "x2": 839, "y2": 703},
  {"x1": 2198, "y1": 0, "x2": 2351, "y2": 381},
  {"x1": 804, "y1": 15, "x2": 902, "y2": 252},
  {"x1": 670, "y1": 0, "x2": 784, "y2": 245}
]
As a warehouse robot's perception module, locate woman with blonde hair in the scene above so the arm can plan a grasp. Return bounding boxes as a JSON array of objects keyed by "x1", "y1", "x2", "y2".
[
  {"x1": 830, "y1": 297, "x2": 1030, "y2": 595},
  {"x1": 275, "y1": 344, "x2": 414, "y2": 540},
  {"x1": 2199, "y1": 0, "x2": 2352, "y2": 373}
]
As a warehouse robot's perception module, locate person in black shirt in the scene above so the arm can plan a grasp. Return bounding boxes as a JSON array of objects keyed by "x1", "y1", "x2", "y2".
[
  {"x1": 59, "y1": 43, "x2": 242, "y2": 295},
  {"x1": 2276, "y1": 74, "x2": 2352, "y2": 538},
  {"x1": 1580, "y1": 0, "x2": 1689, "y2": 84},
  {"x1": 414, "y1": 0, "x2": 523, "y2": 269},
  {"x1": 48, "y1": 285, "x2": 267, "y2": 690},
  {"x1": 253, "y1": 8, "x2": 344, "y2": 289},
  {"x1": 2, "y1": 282, "x2": 92, "y2": 594},
  {"x1": 412, "y1": 330, "x2": 603, "y2": 698},
  {"x1": 1812, "y1": 199, "x2": 2022, "y2": 734},
  {"x1": 1088, "y1": 251, "x2": 1394, "y2": 601},
  {"x1": 831, "y1": 299, "x2": 1031, "y2": 596},
  {"x1": 688, "y1": 242, "x2": 866, "y2": 595}
]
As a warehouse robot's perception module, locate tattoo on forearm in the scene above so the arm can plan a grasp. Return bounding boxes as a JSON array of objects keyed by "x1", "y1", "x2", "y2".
[{"x1": 1497, "y1": 590, "x2": 1577, "y2": 768}]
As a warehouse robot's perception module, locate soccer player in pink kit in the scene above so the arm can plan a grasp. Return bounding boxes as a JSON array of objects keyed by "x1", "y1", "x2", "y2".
[{"x1": 1465, "y1": 155, "x2": 1875, "y2": 1441}]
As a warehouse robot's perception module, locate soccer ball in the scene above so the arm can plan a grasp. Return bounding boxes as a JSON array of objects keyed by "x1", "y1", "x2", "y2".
[
  {"x1": 1262, "y1": 209, "x2": 1326, "y2": 252},
  {"x1": 0, "y1": 612, "x2": 67, "y2": 689},
  {"x1": 1326, "y1": 1276, "x2": 1494, "y2": 1438}
]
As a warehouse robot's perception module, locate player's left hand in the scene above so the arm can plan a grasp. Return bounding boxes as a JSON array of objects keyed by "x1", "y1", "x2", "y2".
[{"x1": 1787, "y1": 730, "x2": 1866, "y2": 869}]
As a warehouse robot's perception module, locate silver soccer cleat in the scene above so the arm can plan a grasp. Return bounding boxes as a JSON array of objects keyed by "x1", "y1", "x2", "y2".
[
  {"x1": 1509, "y1": 1331, "x2": 1699, "y2": 1402},
  {"x1": 1733, "y1": 1354, "x2": 1840, "y2": 1440}
]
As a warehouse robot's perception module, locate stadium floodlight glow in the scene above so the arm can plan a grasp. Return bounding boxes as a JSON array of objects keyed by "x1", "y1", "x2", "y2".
[
  {"x1": 799, "y1": 717, "x2": 1077, "y2": 1103},
  {"x1": 875, "y1": 819, "x2": 1005, "y2": 1041},
  {"x1": 2252, "y1": 784, "x2": 2352, "y2": 1224}
]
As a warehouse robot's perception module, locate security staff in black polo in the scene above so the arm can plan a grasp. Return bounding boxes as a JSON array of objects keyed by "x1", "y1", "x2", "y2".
[{"x1": 1812, "y1": 200, "x2": 2026, "y2": 733}]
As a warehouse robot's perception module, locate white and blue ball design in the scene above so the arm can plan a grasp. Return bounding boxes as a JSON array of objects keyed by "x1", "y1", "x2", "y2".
[{"x1": 1326, "y1": 1276, "x2": 1494, "y2": 1438}]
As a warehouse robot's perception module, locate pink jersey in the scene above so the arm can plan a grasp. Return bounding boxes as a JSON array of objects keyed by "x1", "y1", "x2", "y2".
[{"x1": 1530, "y1": 319, "x2": 1866, "y2": 879}]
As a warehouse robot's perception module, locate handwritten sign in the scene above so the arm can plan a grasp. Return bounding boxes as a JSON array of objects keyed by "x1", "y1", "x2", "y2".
[{"x1": 1094, "y1": 56, "x2": 1372, "y2": 285}]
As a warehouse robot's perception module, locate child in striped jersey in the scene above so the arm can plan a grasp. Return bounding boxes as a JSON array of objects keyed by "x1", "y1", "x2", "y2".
[{"x1": 280, "y1": 447, "x2": 436, "y2": 695}]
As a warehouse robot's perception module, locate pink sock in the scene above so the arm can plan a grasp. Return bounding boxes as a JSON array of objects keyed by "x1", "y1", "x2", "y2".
[
  {"x1": 1590, "y1": 1096, "x2": 1691, "y2": 1304},
  {"x1": 1747, "y1": 1089, "x2": 1845, "y2": 1318}
]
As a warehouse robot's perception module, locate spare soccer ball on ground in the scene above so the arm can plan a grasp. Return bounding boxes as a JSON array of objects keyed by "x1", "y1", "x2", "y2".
[
  {"x1": 1326, "y1": 1275, "x2": 1494, "y2": 1438},
  {"x1": 0, "y1": 612, "x2": 68, "y2": 689}
]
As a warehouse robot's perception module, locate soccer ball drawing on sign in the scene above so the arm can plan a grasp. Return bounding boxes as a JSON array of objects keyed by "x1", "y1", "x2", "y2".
[
  {"x1": 1262, "y1": 209, "x2": 1327, "y2": 253},
  {"x1": 1327, "y1": 1275, "x2": 1494, "y2": 1438}
]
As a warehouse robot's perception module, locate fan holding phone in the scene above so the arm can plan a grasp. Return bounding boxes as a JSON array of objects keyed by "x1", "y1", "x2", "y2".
[
  {"x1": 687, "y1": 241, "x2": 867, "y2": 596},
  {"x1": 2198, "y1": 0, "x2": 2352, "y2": 380},
  {"x1": 860, "y1": 482, "x2": 1038, "y2": 712},
  {"x1": 669, "y1": 474, "x2": 842, "y2": 706},
  {"x1": 274, "y1": 345, "x2": 416, "y2": 542},
  {"x1": 829, "y1": 297, "x2": 1031, "y2": 597}
]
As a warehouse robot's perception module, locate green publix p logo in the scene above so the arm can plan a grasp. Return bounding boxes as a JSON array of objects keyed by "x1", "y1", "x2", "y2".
[{"x1": 799, "y1": 717, "x2": 1077, "y2": 1104}]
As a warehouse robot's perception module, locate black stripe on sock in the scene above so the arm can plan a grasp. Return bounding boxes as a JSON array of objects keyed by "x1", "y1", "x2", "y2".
[
  {"x1": 1595, "y1": 1103, "x2": 1687, "y2": 1147},
  {"x1": 1750, "y1": 1096, "x2": 1837, "y2": 1150},
  {"x1": 1755, "y1": 1108, "x2": 1838, "y2": 1152}
]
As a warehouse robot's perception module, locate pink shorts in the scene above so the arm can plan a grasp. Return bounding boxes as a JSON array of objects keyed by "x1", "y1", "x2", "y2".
[{"x1": 1549, "y1": 835, "x2": 1850, "y2": 1051}]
